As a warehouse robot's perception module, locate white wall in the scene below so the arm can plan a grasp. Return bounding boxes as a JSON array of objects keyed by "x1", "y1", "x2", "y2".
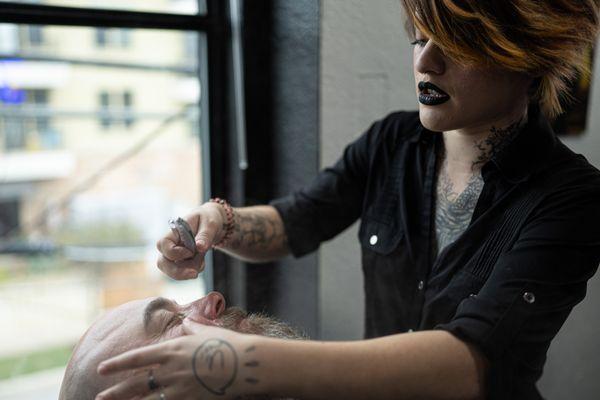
[{"x1": 319, "y1": 0, "x2": 600, "y2": 398}]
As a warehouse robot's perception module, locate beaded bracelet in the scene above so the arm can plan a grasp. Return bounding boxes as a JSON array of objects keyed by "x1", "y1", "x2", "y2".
[{"x1": 209, "y1": 197, "x2": 235, "y2": 248}]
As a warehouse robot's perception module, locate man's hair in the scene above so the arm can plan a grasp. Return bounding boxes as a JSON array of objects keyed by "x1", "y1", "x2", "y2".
[{"x1": 401, "y1": 0, "x2": 600, "y2": 119}]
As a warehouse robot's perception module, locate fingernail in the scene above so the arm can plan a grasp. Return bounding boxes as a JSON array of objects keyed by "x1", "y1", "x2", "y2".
[{"x1": 197, "y1": 239, "x2": 207, "y2": 249}]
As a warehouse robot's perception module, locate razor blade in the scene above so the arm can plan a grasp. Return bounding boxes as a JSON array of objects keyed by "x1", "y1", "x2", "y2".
[{"x1": 168, "y1": 217, "x2": 197, "y2": 254}]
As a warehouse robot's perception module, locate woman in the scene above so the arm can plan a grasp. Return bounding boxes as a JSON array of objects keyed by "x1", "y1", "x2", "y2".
[{"x1": 96, "y1": 1, "x2": 600, "y2": 399}]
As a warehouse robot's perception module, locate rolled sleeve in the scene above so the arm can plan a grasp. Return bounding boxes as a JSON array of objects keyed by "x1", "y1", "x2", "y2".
[
  {"x1": 436, "y1": 186, "x2": 600, "y2": 393},
  {"x1": 270, "y1": 128, "x2": 373, "y2": 257}
]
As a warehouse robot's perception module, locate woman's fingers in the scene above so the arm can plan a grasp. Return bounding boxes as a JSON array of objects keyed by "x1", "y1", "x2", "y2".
[
  {"x1": 157, "y1": 253, "x2": 204, "y2": 280},
  {"x1": 98, "y1": 343, "x2": 172, "y2": 376},
  {"x1": 156, "y1": 231, "x2": 194, "y2": 262}
]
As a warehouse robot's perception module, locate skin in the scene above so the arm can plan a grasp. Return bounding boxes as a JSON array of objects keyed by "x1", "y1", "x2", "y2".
[
  {"x1": 411, "y1": 28, "x2": 533, "y2": 256},
  {"x1": 59, "y1": 292, "x2": 262, "y2": 400},
  {"x1": 123, "y1": 23, "x2": 541, "y2": 400}
]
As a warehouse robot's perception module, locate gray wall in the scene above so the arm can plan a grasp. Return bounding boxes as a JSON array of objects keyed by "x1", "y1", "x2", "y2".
[{"x1": 318, "y1": 0, "x2": 600, "y2": 398}]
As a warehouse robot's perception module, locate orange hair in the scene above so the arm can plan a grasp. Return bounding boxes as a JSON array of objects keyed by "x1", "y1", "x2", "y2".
[{"x1": 401, "y1": 0, "x2": 600, "y2": 119}]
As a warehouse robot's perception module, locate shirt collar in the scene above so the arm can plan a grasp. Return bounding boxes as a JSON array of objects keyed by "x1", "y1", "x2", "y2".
[{"x1": 487, "y1": 103, "x2": 557, "y2": 183}]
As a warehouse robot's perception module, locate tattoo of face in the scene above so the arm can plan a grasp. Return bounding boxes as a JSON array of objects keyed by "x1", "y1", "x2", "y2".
[{"x1": 192, "y1": 339, "x2": 238, "y2": 395}]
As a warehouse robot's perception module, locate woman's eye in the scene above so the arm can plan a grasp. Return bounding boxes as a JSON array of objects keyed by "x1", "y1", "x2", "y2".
[{"x1": 410, "y1": 39, "x2": 428, "y2": 47}]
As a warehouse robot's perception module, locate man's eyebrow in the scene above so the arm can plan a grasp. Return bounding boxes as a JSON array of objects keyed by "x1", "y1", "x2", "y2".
[{"x1": 143, "y1": 297, "x2": 175, "y2": 331}]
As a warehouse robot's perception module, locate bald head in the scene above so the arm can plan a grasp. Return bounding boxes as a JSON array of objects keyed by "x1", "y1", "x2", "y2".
[{"x1": 59, "y1": 292, "x2": 304, "y2": 400}]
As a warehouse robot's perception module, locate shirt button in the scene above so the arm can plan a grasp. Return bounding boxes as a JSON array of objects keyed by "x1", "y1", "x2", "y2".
[
  {"x1": 523, "y1": 292, "x2": 536, "y2": 304},
  {"x1": 417, "y1": 280, "x2": 425, "y2": 290},
  {"x1": 408, "y1": 329, "x2": 414, "y2": 333},
  {"x1": 369, "y1": 235, "x2": 378, "y2": 245}
]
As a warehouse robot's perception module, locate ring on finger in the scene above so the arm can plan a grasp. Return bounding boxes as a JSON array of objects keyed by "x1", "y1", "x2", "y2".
[{"x1": 148, "y1": 370, "x2": 160, "y2": 391}]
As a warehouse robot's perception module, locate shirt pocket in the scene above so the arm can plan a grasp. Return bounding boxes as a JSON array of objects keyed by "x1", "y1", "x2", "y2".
[{"x1": 358, "y1": 217, "x2": 404, "y2": 255}]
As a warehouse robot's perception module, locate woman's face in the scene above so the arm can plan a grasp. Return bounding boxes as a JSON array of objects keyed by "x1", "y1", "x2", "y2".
[{"x1": 412, "y1": 28, "x2": 533, "y2": 134}]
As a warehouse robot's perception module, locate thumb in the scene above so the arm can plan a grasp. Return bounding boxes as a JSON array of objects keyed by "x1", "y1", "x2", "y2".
[{"x1": 194, "y1": 219, "x2": 219, "y2": 253}]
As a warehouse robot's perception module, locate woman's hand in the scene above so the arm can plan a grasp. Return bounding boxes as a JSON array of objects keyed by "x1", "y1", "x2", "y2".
[
  {"x1": 156, "y1": 202, "x2": 226, "y2": 280},
  {"x1": 95, "y1": 323, "x2": 257, "y2": 400}
]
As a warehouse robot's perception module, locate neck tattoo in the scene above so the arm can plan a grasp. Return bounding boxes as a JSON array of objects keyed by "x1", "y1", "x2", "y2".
[{"x1": 433, "y1": 115, "x2": 526, "y2": 258}]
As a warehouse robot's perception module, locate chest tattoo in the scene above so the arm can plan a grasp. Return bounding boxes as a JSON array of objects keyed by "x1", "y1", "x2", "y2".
[
  {"x1": 432, "y1": 116, "x2": 525, "y2": 258},
  {"x1": 433, "y1": 163, "x2": 484, "y2": 257}
]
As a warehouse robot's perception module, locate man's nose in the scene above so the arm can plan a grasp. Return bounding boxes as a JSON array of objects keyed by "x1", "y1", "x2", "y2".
[
  {"x1": 414, "y1": 41, "x2": 446, "y2": 76},
  {"x1": 197, "y1": 291, "x2": 226, "y2": 319}
]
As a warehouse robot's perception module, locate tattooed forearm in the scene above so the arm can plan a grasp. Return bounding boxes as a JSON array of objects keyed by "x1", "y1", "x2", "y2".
[
  {"x1": 227, "y1": 207, "x2": 288, "y2": 253},
  {"x1": 192, "y1": 339, "x2": 238, "y2": 395},
  {"x1": 191, "y1": 340, "x2": 261, "y2": 396}
]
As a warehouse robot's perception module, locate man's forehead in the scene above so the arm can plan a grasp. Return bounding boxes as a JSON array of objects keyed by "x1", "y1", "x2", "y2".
[{"x1": 85, "y1": 298, "x2": 150, "y2": 345}]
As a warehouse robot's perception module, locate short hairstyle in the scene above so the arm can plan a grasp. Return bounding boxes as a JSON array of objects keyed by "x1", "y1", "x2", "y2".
[{"x1": 401, "y1": 0, "x2": 600, "y2": 120}]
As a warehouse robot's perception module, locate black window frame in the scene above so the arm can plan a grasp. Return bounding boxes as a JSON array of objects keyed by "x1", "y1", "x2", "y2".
[{"x1": 0, "y1": 0, "x2": 233, "y2": 291}]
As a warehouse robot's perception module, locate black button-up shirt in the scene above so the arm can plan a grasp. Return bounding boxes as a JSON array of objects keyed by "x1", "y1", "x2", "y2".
[{"x1": 271, "y1": 104, "x2": 600, "y2": 399}]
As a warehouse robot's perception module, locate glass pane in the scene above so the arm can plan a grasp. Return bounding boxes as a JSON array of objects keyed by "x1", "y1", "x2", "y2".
[
  {"x1": 0, "y1": 0, "x2": 206, "y2": 15},
  {"x1": 0, "y1": 24, "x2": 206, "y2": 399}
]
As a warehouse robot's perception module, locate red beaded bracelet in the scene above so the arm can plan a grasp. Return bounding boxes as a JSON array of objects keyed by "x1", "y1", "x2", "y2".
[{"x1": 210, "y1": 197, "x2": 235, "y2": 248}]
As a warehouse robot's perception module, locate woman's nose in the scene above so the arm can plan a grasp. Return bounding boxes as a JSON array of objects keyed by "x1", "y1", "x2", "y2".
[
  {"x1": 198, "y1": 291, "x2": 226, "y2": 319},
  {"x1": 414, "y1": 41, "x2": 446, "y2": 76}
]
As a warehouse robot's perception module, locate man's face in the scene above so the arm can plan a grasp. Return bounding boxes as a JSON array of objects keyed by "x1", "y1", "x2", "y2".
[
  {"x1": 60, "y1": 292, "x2": 301, "y2": 399},
  {"x1": 412, "y1": 28, "x2": 533, "y2": 134}
]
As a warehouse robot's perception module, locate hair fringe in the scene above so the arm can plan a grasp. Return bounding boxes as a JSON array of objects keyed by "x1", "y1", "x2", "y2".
[{"x1": 401, "y1": 0, "x2": 600, "y2": 120}]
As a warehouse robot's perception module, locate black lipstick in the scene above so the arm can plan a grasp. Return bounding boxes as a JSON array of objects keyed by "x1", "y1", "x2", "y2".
[{"x1": 418, "y1": 81, "x2": 450, "y2": 106}]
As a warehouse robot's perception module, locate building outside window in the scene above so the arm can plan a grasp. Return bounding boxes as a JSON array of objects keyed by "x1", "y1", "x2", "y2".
[
  {"x1": 95, "y1": 27, "x2": 131, "y2": 48},
  {"x1": 98, "y1": 89, "x2": 135, "y2": 129},
  {"x1": 0, "y1": 1, "x2": 210, "y2": 398}
]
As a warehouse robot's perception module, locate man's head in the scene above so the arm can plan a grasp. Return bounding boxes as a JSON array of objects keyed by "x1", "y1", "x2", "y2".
[{"x1": 59, "y1": 291, "x2": 304, "y2": 400}]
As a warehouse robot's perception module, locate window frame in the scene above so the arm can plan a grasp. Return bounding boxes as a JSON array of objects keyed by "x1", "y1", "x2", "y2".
[{"x1": 0, "y1": 0, "x2": 231, "y2": 291}]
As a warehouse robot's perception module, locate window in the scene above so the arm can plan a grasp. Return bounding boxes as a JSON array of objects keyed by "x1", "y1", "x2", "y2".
[
  {"x1": 20, "y1": 24, "x2": 44, "y2": 46},
  {"x1": 98, "y1": 90, "x2": 135, "y2": 129},
  {"x1": 95, "y1": 27, "x2": 131, "y2": 48},
  {"x1": 0, "y1": 87, "x2": 55, "y2": 151},
  {"x1": 0, "y1": 2, "x2": 219, "y2": 398}
]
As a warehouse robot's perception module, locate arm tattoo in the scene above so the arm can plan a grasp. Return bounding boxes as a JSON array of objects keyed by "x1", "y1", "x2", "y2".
[
  {"x1": 192, "y1": 340, "x2": 260, "y2": 396},
  {"x1": 192, "y1": 339, "x2": 238, "y2": 396},
  {"x1": 227, "y1": 211, "x2": 288, "y2": 251}
]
